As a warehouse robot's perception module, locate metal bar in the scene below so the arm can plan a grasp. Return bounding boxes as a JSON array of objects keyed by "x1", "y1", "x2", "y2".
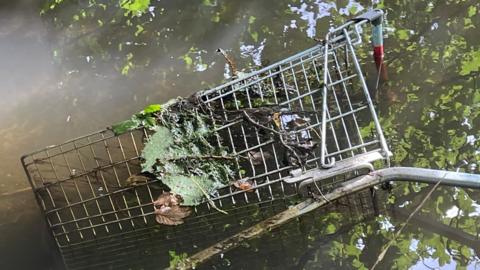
[
  {"x1": 343, "y1": 28, "x2": 390, "y2": 158},
  {"x1": 351, "y1": 9, "x2": 383, "y2": 23},
  {"x1": 285, "y1": 151, "x2": 382, "y2": 185},
  {"x1": 200, "y1": 20, "x2": 371, "y2": 99},
  {"x1": 46, "y1": 148, "x2": 85, "y2": 242},
  {"x1": 320, "y1": 34, "x2": 334, "y2": 168},
  {"x1": 370, "y1": 167, "x2": 480, "y2": 188},
  {"x1": 299, "y1": 167, "x2": 480, "y2": 196},
  {"x1": 326, "y1": 67, "x2": 354, "y2": 157},
  {"x1": 217, "y1": 96, "x2": 239, "y2": 206}
]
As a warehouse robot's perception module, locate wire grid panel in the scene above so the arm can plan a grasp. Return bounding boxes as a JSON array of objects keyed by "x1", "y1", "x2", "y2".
[
  {"x1": 61, "y1": 199, "x2": 291, "y2": 270},
  {"x1": 20, "y1": 127, "x2": 301, "y2": 249},
  {"x1": 21, "y1": 129, "x2": 153, "y2": 246}
]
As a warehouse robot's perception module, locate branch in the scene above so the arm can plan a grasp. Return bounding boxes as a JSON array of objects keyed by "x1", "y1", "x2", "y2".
[
  {"x1": 242, "y1": 111, "x2": 303, "y2": 165},
  {"x1": 188, "y1": 176, "x2": 228, "y2": 215},
  {"x1": 370, "y1": 179, "x2": 443, "y2": 270}
]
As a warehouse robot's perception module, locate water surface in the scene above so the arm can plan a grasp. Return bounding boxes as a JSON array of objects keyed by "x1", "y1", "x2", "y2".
[{"x1": 0, "y1": 0, "x2": 479, "y2": 269}]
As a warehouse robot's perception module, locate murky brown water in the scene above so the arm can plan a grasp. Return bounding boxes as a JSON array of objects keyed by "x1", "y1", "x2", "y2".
[{"x1": 1, "y1": 0, "x2": 479, "y2": 269}]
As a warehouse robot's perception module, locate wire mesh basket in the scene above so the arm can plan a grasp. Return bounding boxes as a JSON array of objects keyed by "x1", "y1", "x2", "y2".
[{"x1": 21, "y1": 9, "x2": 390, "y2": 269}]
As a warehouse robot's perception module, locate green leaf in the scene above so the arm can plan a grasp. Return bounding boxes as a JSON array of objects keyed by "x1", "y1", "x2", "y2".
[
  {"x1": 250, "y1": 31, "x2": 259, "y2": 42},
  {"x1": 111, "y1": 118, "x2": 141, "y2": 135},
  {"x1": 169, "y1": 250, "x2": 188, "y2": 269},
  {"x1": 121, "y1": 62, "x2": 133, "y2": 75},
  {"x1": 460, "y1": 246, "x2": 471, "y2": 259},
  {"x1": 162, "y1": 174, "x2": 223, "y2": 206},
  {"x1": 457, "y1": 189, "x2": 474, "y2": 212},
  {"x1": 325, "y1": 223, "x2": 337, "y2": 234},
  {"x1": 467, "y1": 6, "x2": 477, "y2": 17},
  {"x1": 345, "y1": 244, "x2": 360, "y2": 256},
  {"x1": 143, "y1": 116, "x2": 157, "y2": 128},
  {"x1": 141, "y1": 127, "x2": 173, "y2": 172},
  {"x1": 135, "y1": 24, "x2": 144, "y2": 36},
  {"x1": 397, "y1": 29, "x2": 409, "y2": 40},
  {"x1": 202, "y1": 0, "x2": 216, "y2": 6},
  {"x1": 143, "y1": 104, "x2": 162, "y2": 114},
  {"x1": 473, "y1": 91, "x2": 480, "y2": 104},
  {"x1": 460, "y1": 50, "x2": 480, "y2": 76},
  {"x1": 393, "y1": 145, "x2": 408, "y2": 163},
  {"x1": 120, "y1": 0, "x2": 150, "y2": 15},
  {"x1": 180, "y1": 55, "x2": 193, "y2": 68}
]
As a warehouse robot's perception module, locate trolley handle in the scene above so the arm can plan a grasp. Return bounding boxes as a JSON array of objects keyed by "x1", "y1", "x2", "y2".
[{"x1": 350, "y1": 9, "x2": 383, "y2": 24}]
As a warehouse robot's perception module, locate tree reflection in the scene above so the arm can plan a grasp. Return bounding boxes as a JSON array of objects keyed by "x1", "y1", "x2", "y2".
[{"x1": 305, "y1": 0, "x2": 480, "y2": 267}]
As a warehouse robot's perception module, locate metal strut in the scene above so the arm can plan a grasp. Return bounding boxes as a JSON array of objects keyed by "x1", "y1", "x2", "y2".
[{"x1": 298, "y1": 167, "x2": 480, "y2": 196}]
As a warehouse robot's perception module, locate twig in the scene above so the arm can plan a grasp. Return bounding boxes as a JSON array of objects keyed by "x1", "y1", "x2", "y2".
[
  {"x1": 313, "y1": 179, "x2": 330, "y2": 203},
  {"x1": 217, "y1": 48, "x2": 238, "y2": 77},
  {"x1": 310, "y1": 128, "x2": 321, "y2": 140},
  {"x1": 188, "y1": 176, "x2": 228, "y2": 215},
  {"x1": 279, "y1": 135, "x2": 303, "y2": 165},
  {"x1": 166, "y1": 155, "x2": 234, "y2": 161},
  {"x1": 370, "y1": 178, "x2": 443, "y2": 270},
  {"x1": 242, "y1": 110, "x2": 281, "y2": 135},
  {"x1": 242, "y1": 111, "x2": 303, "y2": 165}
]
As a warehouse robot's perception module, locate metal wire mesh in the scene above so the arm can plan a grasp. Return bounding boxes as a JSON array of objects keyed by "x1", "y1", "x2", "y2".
[{"x1": 21, "y1": 14, "x2": 389, "y2": 269}]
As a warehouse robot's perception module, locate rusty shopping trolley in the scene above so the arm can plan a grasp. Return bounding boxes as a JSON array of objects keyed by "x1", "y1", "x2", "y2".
[{"x1": 20, "y1": 9, "x2": 429, "y2": 270}]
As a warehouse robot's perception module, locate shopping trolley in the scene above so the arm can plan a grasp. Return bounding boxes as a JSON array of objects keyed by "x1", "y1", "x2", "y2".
[{"x1": 22, "y1": 9, "x2": 475, "y2": 270}]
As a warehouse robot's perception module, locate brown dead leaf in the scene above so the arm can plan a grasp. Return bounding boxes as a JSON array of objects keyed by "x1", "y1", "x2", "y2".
[
  {"x1": 154, "y1": 205, "x2": 192, "y2": 225},
  {"x1": 153, "y1": 192, "x2": 191, "y2": 225},
  {"x1": 233, "y1": 180, "x2": 255, "y2": 192}
]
